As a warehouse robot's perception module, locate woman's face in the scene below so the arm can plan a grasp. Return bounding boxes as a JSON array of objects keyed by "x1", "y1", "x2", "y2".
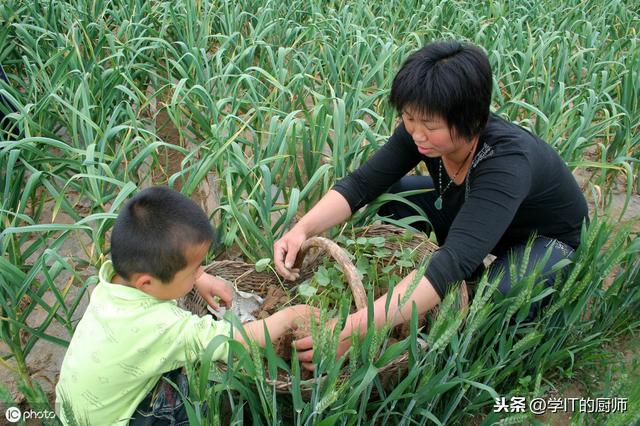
[{"x1": 401, "y1": 106, "x2": 463, "y2": 157}]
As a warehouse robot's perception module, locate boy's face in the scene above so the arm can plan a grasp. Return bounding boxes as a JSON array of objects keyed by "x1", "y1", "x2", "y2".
[{"x1": 134, "y1": 242, "x2": 209, "y2": 300}]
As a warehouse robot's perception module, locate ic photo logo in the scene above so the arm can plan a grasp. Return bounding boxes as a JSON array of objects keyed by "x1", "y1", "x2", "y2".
[
  {"x1": 5, "y1": 406, "x2": 21, "y2": 423},
  {"x1": 5, "y1": 406, "x2": 56, "y2": 422}
]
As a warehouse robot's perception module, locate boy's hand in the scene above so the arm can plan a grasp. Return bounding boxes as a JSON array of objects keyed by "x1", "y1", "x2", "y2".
[
  {"x1": 288, "y1": 305, "x2": 320, "y2": 329},
  {"x1": 195, "y1": 273, "x2": 233, "y2": 311},
  {"x1": 235, "y1": 304, "x2": 318, "y2": 349}
]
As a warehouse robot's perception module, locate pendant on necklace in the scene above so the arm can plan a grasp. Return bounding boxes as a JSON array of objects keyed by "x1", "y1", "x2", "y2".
[{"x1": 435, "y1": 196, "x2": 443, "y2": 210}]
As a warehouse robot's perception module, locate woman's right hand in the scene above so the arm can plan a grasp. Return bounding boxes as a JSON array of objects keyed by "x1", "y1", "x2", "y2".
[
  {"x1": 273, "y1": 226, "x2": 308, "y2": 281},
  {"x1": 273, "y1": 190, "x2": 353, "y2": 280}
]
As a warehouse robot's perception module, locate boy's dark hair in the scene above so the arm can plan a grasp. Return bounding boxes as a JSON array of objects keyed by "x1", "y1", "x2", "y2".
[
  {"x1": 389, "y1": 40, "x2": 492, "y2": 140},
  {"x1": 111, "y1": 186, "x2": 214, "y2": 283}
]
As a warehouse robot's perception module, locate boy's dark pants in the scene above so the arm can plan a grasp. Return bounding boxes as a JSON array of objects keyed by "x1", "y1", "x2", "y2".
[
  {"x1": 378, "y1": 175, "x2": 575, "y2": 322},
  {"x1": 129, "y1": 368, "x2": 191, "y2": 426}
]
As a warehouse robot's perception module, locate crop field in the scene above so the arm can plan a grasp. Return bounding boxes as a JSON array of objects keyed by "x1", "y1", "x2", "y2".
[{"x1": 0, "y1": 0, "x2": 639, "y2": 424}]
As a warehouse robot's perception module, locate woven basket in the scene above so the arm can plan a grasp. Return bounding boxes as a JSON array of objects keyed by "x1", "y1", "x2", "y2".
[{"x1": 178, "y1": 224, "x2": 468, "y2": 394}]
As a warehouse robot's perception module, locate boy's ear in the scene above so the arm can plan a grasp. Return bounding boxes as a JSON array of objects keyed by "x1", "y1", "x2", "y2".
[{"x1": 130, "y1": 273, "x2": 155, "y2": 290}]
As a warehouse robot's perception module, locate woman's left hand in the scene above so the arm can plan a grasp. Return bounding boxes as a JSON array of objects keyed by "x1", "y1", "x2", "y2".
[{"x1": 194, "y1": 272, "x2": 234, "y2": 311}]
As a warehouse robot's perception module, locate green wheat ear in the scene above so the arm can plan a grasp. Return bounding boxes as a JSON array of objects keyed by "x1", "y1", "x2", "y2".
[
  {"x1": 464, "y1": 303, "x2": 492, "y2": 340},
  {"x1": 509, "y1": 331, "x2": 542, "y2": 357},
  {"x1": 57, "y1": 389, "x2": 91, "y2": 426},
  {"x1": 496, "y1": 413, "x2": 532, "y2": 425},
  {"x1": 349, "y1": 330, "x2": 362, "y2": 373},
  {"x1": 426, "y1": 286, "x2": 465, "y2": 353},
  {"x1": 314, "y1": 389, "x2": 339, "y2": 415},
  {"x1": 429, "y1": 312, "x2": 464, "y2": 354}
]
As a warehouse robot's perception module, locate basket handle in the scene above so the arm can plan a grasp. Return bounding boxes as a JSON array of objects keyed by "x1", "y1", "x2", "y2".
[{"x1": 293, "y1": 236, "x2": 368, "y2": 311}]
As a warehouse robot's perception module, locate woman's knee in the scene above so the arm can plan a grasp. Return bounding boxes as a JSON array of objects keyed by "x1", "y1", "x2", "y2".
[{"x1": 489, "y1": 236, "x2": 575, "y2": 321}]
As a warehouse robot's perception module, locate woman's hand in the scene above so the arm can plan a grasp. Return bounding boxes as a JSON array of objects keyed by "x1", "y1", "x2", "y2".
[
  {"x1": 273, "y1": 190, "x2": 353, "y2": 281},
  {"x1": 294, "y1": 313, "x2": 364, "y2": 371},
  {"x1": 294, "y1": 330, "x2": 352, "y2": 371},
  {"x1": 194, "y1": 272, "x2": 233, "y2": 311},
  {"x1": 273, "y1": 227, "x2": 308, "y2": 281}
]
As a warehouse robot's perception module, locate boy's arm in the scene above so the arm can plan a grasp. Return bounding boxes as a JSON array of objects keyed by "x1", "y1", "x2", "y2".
[{"x1": 235, "y1": 305, "x2": 312, "y2": 348}]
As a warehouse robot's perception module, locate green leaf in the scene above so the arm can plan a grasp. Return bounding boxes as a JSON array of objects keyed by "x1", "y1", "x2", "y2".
[
  {"x1": 369, "y1": 236, "x2": 386, "y2": 247},
  {"x1": 316, "y1": 410, "x2": 358, "y2": 426},
  {"x1": 397, "y1": 260, "x2": 413, "y2": 268},
  {"x1": 297, "y1": 283, "x2": 317, "y2": 298},
  {"x1": 316, "y1": 266, "x2": 330, "y2": 286},
  {"x1": 255, "y1": 258, "x2": 271, "y2": 272}
]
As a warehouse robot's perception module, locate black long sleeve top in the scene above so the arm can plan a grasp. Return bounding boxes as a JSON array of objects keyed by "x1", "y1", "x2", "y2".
[{"x1": 333, "y1": 113, "x2": 589, "y2": 299}]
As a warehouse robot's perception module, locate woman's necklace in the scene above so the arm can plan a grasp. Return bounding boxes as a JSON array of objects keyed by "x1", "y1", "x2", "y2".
[{"x1": 435, "y1": 143, "x2": 476, "y2": 210}]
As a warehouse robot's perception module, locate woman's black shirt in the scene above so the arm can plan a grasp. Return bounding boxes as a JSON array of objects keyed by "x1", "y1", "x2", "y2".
[{"x1": 332, "y1": 113, "x2": 589, "y2": 299}]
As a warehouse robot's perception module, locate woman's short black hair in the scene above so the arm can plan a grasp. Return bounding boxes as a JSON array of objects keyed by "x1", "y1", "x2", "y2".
[
  {"x1": 111, "y1": 186, "x2": 214, "y2": 283},
  {"x1": 389, "y1": 40, "x2": 492, "y2": 140}
]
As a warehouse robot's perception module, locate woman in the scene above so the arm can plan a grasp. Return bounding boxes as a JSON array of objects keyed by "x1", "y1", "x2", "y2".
[{"x1": 274, "y1": 41, "x2": 588, "y2": 369}]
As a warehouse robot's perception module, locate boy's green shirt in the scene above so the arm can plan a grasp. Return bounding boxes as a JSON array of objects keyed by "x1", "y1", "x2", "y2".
[{"x1": 55, "y1": 261, "x2": 230, "y2": 425}]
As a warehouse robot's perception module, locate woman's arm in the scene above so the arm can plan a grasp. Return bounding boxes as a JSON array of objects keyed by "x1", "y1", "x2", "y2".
[
  {"x1": 295, "y1": 270, "x2": 441, "y2": 370},
  {"x1": 292, "y1": 189, "x2": 353, "y2": 237},
  {"x1": 352, "y1": 270, "x2": 441, "y2": 330},
  {"x1": 274, "y1": 122, "x2": 421, "y2": 280}
]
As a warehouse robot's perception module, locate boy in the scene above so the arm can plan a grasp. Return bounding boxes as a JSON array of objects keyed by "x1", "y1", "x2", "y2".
[{"x1": 55, "y1": 186, "x2": 311, "y2": 425}]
